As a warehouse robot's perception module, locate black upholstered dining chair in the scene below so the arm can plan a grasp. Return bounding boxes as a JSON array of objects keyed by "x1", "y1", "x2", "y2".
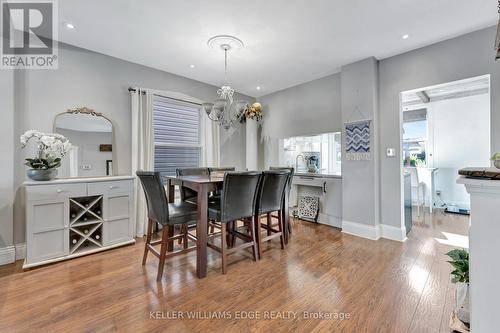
[
  {"x1": 255, "y1": 170, "x2": 290, "y2": 258},
  {"x1": 207, "y1": 171, "x2": 262, "y2": 274},
  {"x1": 136, "y1": 171, "x2": 198, "y2": 281},
  {"x1": 269, "y1": 167, "x2": 294, "y2": 235},
  {"x1": 176, "y1": 167, "x2": 210, "y2": 204}
]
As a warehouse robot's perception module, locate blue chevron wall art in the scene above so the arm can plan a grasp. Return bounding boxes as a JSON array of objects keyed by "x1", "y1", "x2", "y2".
[{"x1": 345, "y1": 119, "x2": 371, "y2": 160}]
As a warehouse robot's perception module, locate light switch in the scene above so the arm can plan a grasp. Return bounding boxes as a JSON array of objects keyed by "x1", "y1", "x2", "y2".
[
  {"x1": 82, "y1": 164, "x2": 92, "y2": 170},
  {"x1": 386, "y1": 148, "x2": 396, "y2": 157}
]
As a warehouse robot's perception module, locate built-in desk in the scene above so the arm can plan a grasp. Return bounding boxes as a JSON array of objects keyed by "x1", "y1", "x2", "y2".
[{"x1": 289, "y1": 173, "x2": 342, "y2": 228}]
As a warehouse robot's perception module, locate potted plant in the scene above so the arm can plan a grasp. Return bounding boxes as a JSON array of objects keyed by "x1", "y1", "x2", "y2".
[
  {"x1": 20, "y1": 130, "x2": 72, "y2": 181},
  {"x1": 446, "y1": 249, "x2": 470, "y2": 325},
  {"x1": 491, "y1": 152, "x2": 500, "y2": 169}
]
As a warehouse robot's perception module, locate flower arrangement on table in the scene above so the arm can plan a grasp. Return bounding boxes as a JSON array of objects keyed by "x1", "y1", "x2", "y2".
[
  {"x1": 20, "y1": 130, "x2": 72, "y2": 180},
  {"x1": 243, "y1": 102, "x2": 263, "y2": 122}
]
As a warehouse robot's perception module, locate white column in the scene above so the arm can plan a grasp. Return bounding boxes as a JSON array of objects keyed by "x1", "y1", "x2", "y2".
[
  {"x1": 457, "y1": 176, "x2": 500, "y2": 333},
  {"x1": 245, "y1": 118, "x2": 258, "y2": 171}
]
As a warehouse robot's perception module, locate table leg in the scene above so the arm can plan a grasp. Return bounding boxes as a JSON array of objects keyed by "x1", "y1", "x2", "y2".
[{"x1": 196, "y1": 183, "x2": 208, "y2": 278}]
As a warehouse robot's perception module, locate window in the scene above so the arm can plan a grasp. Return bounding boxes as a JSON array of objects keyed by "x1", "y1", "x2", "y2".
[
  {"x1": 153, "y1": 95, "x2": 202, "y2": 177},
  {"x1": 281, "y1": 132, "x2": 341, "y2": 175},
  {"x1": 402, "y1": 108, "x2": 427, "y2": 166}
]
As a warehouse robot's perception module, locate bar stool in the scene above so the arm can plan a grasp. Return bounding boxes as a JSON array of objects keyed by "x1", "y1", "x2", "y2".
[
  {"x1": 207, "y1": 171, "x2": 262, "y2": 274},
  {"x1": 269, "y1": 167, "x2": 294, "y2": 236},
  {"x1": 255, "y1": 170, "x2": 290, "y2": 258},
  {"x1": 136, "y1": 171, "x2": 198, "y2": 281}
]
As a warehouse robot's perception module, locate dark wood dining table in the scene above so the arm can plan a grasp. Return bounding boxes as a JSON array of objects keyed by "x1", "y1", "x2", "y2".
[
  {"x1": 164, "y1": 174, "x2": 223, "y2": 278},
  {"x1": 163, "y1": 173, "x2": 290, "y2": 279}
]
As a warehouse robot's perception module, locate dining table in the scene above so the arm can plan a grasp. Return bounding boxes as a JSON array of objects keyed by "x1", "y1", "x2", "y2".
[
  {"x1": 164, "y1": 174, "x2": 223, "y2": 279},
  {"x1": 163, "y1": 172, "x2": 291, "y2": 279}
]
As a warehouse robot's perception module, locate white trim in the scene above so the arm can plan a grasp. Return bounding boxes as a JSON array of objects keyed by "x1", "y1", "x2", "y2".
[
  {"x1": 341, "y1": 221, "x2": 407, "y2": 242},
  {"x1": 341, "y1": 220, "x2": 380, "y2": 240},
  {"x1": 15, "y1": 243, "x2": 26, "y2": 260},
  {"x1": 0, "y1": 246, "x2": 15, "y2": 265},
  {"x1": 380, "y1": 224, "x2": 407, "y2": 242}
]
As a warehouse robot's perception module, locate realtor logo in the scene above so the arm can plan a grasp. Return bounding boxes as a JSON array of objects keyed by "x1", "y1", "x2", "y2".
[{"x1": 1, "y1": 0, "x2": 58, "y2": 69}]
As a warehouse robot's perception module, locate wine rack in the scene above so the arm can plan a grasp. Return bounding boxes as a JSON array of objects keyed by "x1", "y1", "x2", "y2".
[{"x1": 69, "y1": 195, "x2": 103, "y2": 254}]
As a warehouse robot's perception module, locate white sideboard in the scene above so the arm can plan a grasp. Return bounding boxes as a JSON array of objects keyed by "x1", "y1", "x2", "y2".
[{"x1": 24, "y1": 176, "x2": 135, "y2": 269}]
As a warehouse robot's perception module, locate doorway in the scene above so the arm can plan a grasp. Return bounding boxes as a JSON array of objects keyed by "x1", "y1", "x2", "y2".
[{"x1": 400, "y1": 75, "x2": 491, "y2": 233}]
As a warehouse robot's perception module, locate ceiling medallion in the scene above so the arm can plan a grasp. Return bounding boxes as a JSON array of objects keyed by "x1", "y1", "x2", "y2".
[{"x1": 202, "y1": 35, "x2": 249, "y2": 130}]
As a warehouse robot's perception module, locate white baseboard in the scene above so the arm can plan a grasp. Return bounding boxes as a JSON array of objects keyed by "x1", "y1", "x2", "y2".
[
  {"x1": 15, "y1": 243, "x2": 26, "y2": 260},
  {"x1": 341, "y1": 220, "x2": 381, "y2": 240},
  {"x1": 341, "y1": 220, "x2": 406, "y2": 242},
  {"x1": 0, "y1": 246, "x2": 15, "y2": 265},
  {"x1": 380, "y1": 224, "x2": 407, "y2": 242}
]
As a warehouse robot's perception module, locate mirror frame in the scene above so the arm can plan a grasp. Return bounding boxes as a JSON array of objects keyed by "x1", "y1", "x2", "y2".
[{"x1": 53, "y1": 107, "x2": 117, "y2": 178}]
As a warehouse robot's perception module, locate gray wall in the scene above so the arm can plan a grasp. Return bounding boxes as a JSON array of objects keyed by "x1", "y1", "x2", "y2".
[
  {"x1": 258, "y1": 73, "x2": 342, "y2": 168},
  {"x1": 9, "y1": 42, "x2": 254, "y2": 245},
  {"x1": 379, "y1": 26, "x2": 500, "y2": 228},
  {"x1": 341, "y1": 58, "x2": 380, "y2": 227},
  {"x1": 0, "y1": 58, "x2": 14, "y2": 248}
]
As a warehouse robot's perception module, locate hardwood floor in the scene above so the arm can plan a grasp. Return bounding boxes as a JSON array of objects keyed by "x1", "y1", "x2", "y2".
[{"x1": 0, "y1": 209, "x2": 468, "y2": 332}]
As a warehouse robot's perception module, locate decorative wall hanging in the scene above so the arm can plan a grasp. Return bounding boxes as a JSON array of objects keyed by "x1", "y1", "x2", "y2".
[
  {"x1": 298, "y1": 196, "x2": 320, "y2": 222},
  {"x1": 345, "y1": 119, "x2": 371, "y2": 160}
]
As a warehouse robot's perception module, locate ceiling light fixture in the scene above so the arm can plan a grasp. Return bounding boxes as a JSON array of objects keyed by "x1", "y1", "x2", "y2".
[
  {"x1": 256, "y1": 86, "x2": 261, "y2": 90},
  {"x1": 65, "y1": 23, "x2": 75, "y2": 29},
  {"x1": 402, "y1": 34, "x2": 409, "y2": 40},
  {"x1": 190, "y1": 64, "x2": 195, "y2": 68},
  {"x1": 202, "y1": 35, "x2": 249, "y2": 130}
]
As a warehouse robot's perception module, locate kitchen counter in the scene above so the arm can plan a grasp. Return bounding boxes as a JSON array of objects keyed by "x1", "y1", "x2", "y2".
[{"x1": 294, "y1": 172, "x2": 342, "y2": 179}]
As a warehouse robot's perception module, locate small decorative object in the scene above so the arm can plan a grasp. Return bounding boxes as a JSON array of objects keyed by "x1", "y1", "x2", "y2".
[
  {"x1": 446, "y1": 249, "x2": 470, "y2": 325},
  {"x1": 298, "y1": 196, "x2": 320, "y2": 222},
  {"x1": 244, "y1": 102, "x2": 263, "y2": 122},
  {"x1": 21, "y1": 130, "x2": 72, "y2": 181},
  {"x1": 345, "y1": 120, "x2": 371, "y2": 160},
  {"x1": 491, "y1": 152, "x2": 500, "y2": 169}
]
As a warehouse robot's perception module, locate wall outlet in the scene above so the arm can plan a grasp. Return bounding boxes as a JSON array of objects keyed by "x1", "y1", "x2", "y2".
[
  {"x1": 82, "y1": 164, "x2": 92, "y2": 170},
  {"x1": 436, "y1": 190, "x2": 441, "y2": 196},
  {"x1": 386, "y1": 148, "x2": 396, "y2": 157}
]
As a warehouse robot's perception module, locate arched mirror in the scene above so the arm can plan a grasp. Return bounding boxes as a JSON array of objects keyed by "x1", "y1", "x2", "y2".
[{"x1": 54, "y1": 107, "x2": 116, "y2": 178}]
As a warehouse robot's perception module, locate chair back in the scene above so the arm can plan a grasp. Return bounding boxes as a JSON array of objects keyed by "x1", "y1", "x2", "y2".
[
  {"x1": 269, "y1": 166, "x2": 294, "y2": 191},
  {"x1": 220, "y1": 172, "x2": 262, "y2": 223},
  {"x1": 408, "y1": 168, "x2": 420, "y2": 187},
  {"x1": 258, "y1": 170, "x2": 290, "y2": 214},
  {"x1": 176, "y1": 167, "x2": 209, "y2": 201},
  {"x1": 136, "y1": 171, "x2": 169, "y2": 224}
]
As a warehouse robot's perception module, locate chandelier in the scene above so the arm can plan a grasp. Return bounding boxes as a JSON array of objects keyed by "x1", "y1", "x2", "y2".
[{"x1": 202, "y1": 35, "x2": 249, "y2": 130}]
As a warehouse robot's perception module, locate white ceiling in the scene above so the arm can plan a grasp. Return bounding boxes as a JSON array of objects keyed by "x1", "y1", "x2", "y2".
[{"x1": 57, "y1": 0, "x2": 497, "y2": 97}]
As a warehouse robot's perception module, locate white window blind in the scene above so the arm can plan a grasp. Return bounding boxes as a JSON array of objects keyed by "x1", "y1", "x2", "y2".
[{"x1": 153, "y1": 95, "x2": 202, "y2": 176}]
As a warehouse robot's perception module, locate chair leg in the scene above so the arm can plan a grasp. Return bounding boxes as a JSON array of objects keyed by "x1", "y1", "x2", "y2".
[
  {"x1": 182, "y1": 224, "x2": 188, "y2": 250},
  {"x1": 227, "y1": 221, "x2": 234, "y2": 248},
  {"x1": 255, "y1": 214, "x2": 263, "y2": 259},
  {"x1": 230, "y1": 221, "x2": 236, "y2": 247},
  {"x1": 142, "y1": 218, "x2": 153, "y2": 265},
  {"x1": 157, "y1": 227, "x2": 169, "y2": 281},
  {"x1": 266, "y1": 213, "x2": 272, "y2": 236},
  {"x1": 220, "y1": 223, "x2": 227, "y2": 274},
  {"x1": 278, "y1": 211, "x2": 285, "y2": 250},
  {"x1": 249, "y1": 216, "x2": 259, "y2": 262},
  {"x1": 178, "y1": 225, "x2": 183, "y2": 245}
]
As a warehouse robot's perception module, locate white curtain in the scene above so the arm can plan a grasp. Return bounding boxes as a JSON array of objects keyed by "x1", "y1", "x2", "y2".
[
  {"x1": 131, "y1": 89, "x2": 154, "y2": 237},
  {"x1": 201, "y1": 112, "x2": 220, "y2": 167}
]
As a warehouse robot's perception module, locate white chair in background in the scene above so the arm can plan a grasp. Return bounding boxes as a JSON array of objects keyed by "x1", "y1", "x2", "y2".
[{"x1": 409, "y1": 168, "x2": 426, "y2": 217}]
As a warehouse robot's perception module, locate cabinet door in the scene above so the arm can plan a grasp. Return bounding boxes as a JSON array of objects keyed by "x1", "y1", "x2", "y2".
[
  {"x1": 102, "y1": 192, "x2": 132, "y2": 246},
  {"x1": 26, "y1": 199, "x2": 69, "y2": 264},
  {"x1": 321, "y1": 179, "x2": 342, "y2": 228}
]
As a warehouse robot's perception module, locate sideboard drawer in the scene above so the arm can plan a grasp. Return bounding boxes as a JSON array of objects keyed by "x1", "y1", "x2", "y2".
[
  {"x1": 26, "y1": 183, "x2": 87, "y2": 201},
  {"x1": 88, "y1": 180, "x2": 132, "y2": 196}
]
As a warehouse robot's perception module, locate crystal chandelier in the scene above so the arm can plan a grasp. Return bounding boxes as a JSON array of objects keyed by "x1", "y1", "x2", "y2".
[{"x1": 202, "y1": 35, "x2": 249, "y2": 130}]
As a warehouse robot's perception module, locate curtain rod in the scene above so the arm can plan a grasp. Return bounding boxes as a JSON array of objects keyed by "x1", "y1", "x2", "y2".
[{"x1": 128, "y1": 87, "x2": 202, "y2": 106}]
